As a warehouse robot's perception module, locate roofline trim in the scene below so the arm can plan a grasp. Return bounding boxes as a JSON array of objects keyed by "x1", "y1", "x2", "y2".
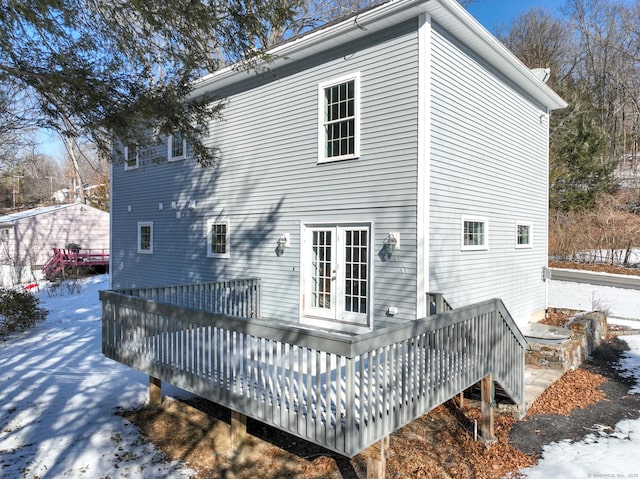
[{"x1": 192, "y1": 0, "x2": 566, "y2": 110}]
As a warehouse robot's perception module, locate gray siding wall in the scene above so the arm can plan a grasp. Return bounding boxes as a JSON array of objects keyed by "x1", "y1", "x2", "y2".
[
  {"x1": 429, "y1": 22, "x2": 549, "y2": 327},
  {"x1": 111, "y1": 20, "x2": 421, "y2": 324}
]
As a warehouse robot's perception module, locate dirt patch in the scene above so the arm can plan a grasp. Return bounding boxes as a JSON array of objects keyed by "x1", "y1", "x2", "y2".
[{"x1": 120, "y1": 338, "x2": 639, "y2": 478}]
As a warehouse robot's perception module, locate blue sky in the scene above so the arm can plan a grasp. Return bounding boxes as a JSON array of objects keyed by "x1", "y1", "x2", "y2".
[{"x1": 467, "y1": 0, "x2": 565, "y2": 33}]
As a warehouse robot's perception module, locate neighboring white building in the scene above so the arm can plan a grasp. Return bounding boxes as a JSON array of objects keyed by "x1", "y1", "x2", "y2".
[{"x1": 0, "y1": 204, "x2": 109, "y2": 286}]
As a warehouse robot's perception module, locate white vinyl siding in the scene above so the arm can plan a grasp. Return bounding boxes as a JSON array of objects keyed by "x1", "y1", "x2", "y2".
[
  {"x1": 429, "y1": 22, "x2": 549, "y2": 326},
  {"x1": 110, "y1": 20, "x2": 420, "y2": 323},
  {"x1": 137, "y1": 222, "x2": 153, "y2": 254},
  {"x1": 318, "y1": 73, "x2": 360, "y2": 163}
]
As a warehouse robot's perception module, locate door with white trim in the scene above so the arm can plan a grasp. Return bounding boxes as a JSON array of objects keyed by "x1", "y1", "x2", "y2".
[{"x1": 304, "y1": 224, "x2": 369, "y2": 324}]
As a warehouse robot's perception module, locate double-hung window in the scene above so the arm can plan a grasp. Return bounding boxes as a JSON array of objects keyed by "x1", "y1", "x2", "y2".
[
  {"x1": 516, "y1": 221, "x2": 533, "y2": 248},
  {"x1": 304, "y1": 223, "x2": 369, "y2": 324},
  {"x1": 123, "y1": 145, "x2": 138, "y2": 170},
  {"x1": 137, "y1": 222, "x2": 153, "y2": 254},
  {"x1": 461, "y1": 216, "x2": 488, "y2": 251},
  {"x1": 168, "y1": 133, "x2": 187, "y2": 161},
  {"x1": 207, "y1": 219, "x2": 230, "y2": 258},
  {"x1": 318, "y1": 73, "x2": 360, "y2": 162}
]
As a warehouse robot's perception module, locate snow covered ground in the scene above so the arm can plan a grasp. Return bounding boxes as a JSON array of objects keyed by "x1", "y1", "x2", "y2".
[
  {"x1": 0, "y1": 274, "x2": 638, "y2": 478},
  {"x1": 0, "y1": 275, "x2": 194, "y2": 478}
]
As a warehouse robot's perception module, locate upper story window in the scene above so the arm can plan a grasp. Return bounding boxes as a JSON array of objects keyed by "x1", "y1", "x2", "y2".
[
  {"x1": 137, "y1": 221, "x2": 153, "y2": 254},
  {"x1": 168, "y1": 133, "x2": 187, "y2": 161},
  {"x1": 461, "y1": 216, "x2": 488, "y2": 251},
  {"x1": 318, "y1": 73, "x2": 360, "y2": 163},
  {"x1": 0, "y1": 228, "x2": 9, "y2": 241},
  {"x1": 516, "y1": 221, "x2": 533, "y2": 248},
  {"x1": 207, "y1": 219, "x2": 229, "y2": 258},
  {"x1": 121, "y1": 145, "x2": 138, "y2": 170}
]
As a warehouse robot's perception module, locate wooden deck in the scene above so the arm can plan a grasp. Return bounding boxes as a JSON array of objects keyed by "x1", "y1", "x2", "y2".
[
  {"x1": 43, "y1": 248, "x2": 109, "y2": 280},
  {"x1": 100, "y1": 279, "x2": 526, "y2": 458}
]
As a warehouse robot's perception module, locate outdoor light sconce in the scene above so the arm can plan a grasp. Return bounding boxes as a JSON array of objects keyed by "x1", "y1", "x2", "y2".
[
  {"x1": 276, "y1": 233, "x2": 290, "y2": 256},
  {"x1": 381, "y1": 232, "x2": 400, "y2": 261}
]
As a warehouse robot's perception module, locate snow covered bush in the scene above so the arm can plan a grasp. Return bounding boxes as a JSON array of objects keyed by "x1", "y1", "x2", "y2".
[{"x1": 0, "y1": 288, "x2": 48, "y2": 335}]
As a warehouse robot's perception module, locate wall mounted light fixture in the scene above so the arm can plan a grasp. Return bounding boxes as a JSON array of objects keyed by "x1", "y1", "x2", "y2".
[
  {"x1": 381, "y1": 232, "x2": 400, "y2": 261},
  {"x1": 276, "y1": 233, "x2": 290, "y2": 256}
]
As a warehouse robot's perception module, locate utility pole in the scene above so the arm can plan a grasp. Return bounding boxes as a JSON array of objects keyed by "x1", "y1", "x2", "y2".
[
  {"x1": 45, "y1": 176, "x2": 54, "y2": 204},
  {"x1": 12, "y1": 175, "x2": 24, "y2": 209}
]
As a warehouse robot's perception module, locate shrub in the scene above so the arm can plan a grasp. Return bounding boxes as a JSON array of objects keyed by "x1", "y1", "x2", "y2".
[{"x1": 0, "y1": 289, "x2": 48, "y2": 335}]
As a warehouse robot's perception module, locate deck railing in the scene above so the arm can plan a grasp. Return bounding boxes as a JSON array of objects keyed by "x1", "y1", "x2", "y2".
[
  {"x1": 101, "y1": 282, "x2": 525, "y2": 458},
  {"x1": 115, "y1": 278, "x2": 261, "y2": 319}
]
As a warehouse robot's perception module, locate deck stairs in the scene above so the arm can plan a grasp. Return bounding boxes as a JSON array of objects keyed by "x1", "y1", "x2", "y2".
[
  {"x1": 101, "y1": 280, "x2": 527, "y2": 459},
  {"x1": 43, "y1": 248, "x2": 109, "y2": 280}
]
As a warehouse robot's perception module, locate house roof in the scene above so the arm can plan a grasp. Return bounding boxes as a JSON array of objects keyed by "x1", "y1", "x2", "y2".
[
  {"x1": 0, "y1": 204, "x2": 89, "y2": 227},
  {"x1": 192, "y1": 0, "x2": 567, "y2": 111}
]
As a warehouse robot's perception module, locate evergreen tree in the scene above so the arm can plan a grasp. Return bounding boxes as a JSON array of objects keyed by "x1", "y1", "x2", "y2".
[{"x1": 0, "y1": 1, "x2": 300, "y2": 167}]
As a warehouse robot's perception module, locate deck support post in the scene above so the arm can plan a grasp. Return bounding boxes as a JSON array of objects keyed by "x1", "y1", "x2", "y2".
[
  {"x1": 364, "y1": 438, "x2": 387, "y2": 479},
  {"x1": 480, "y1": 375, "x2": 497, "y2": 445},
  {"x1": 149, "y1": 376, "x2": 162, "y2": 407},
  {"x1": 230, "y1": 410, "x2": 247, "y2": 452}
]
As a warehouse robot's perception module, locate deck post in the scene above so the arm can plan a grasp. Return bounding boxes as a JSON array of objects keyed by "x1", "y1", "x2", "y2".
[
  {"x1": 149, "y1": 376, "x2": 162, "y2": 406},
  {"x1": 230, "y1": 410, "x2": 247, "y2": 452},
  {"x1": 480, "y1": 375, "x2": 497, "y2": 445},
  {"x1": 364, "y1": 438, "x2": 386, "y2": 479}
]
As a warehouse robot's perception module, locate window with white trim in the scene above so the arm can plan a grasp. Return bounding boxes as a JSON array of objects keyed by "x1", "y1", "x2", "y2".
[
  {"x1": 137, "y1": 222, "x2": 153, "y2": 253},
  {"x1": 0, "y1": 228, "x2": 9, "y2": 241},
  {"x1": 304, "y1": 223, "x2": 369, "y2": 324},
  {"x1": 168, "y1": 133, "x2": 187, "y2": 161},
  {"x1": 516, "y1": 222, "x2": 533, "y2": 248},
  {"x1": 119, "y1": 144, "x2": 138, "y2": 170},
  {"x1": 207, "y1": 220, "x2": 229, "y2": 258},
  {"x1": 461, "y1": 217, "x2": 488, "y2": 251},
  {"x1": 318, "y1": 73, "x2": 360, "y2": 162}
]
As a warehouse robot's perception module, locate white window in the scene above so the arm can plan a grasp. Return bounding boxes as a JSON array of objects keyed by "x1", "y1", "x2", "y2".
[
  {"x1": 303, "y1": 223, "x2": 370, "y2": 324},
  {"x1": 516, "y1": 221, "x2": 533, "y2": 248},
  {"x1": 461, "y1": 216, "x2": 488, "y2": 251},
  {"x1": 207, "y1": 220, "x2": 230, "y2": 258},
  {"x1": 318, "y1": 73, "x2": 360, "y2": 163},
  {"x1": 137, "y1": 222, "x2": 153, "y2": 254},
  {"x1": 168, "y1": 133, "x2": 187, "y2": 161},
  {"x1": 124, "y1": 145, "x2": 139, "y2": 170},
  {"x1": 0, "y1": 228, "x2": 9, "y2": 241}
]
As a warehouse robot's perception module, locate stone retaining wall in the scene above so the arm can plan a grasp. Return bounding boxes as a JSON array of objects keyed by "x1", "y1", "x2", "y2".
[{"x1": 526, "y1": 312, "x2": 607, "y2": 371}]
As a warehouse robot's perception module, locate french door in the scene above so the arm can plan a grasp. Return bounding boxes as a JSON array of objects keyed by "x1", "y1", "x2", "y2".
[{"x1": 305, "y1": 224, "x2": 370, "y2": 323}]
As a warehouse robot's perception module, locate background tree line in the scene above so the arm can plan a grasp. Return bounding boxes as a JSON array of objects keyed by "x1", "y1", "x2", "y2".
[{"x1": 500, "y1": 0, "x2": 640, "y2": 263}]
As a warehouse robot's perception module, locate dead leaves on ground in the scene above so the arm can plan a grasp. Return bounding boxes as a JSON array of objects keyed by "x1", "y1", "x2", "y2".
[
  {"x1": 123, "y1": 367, "x2": 609, "y2": 479},
  {"x1": 527, "y1": 368, "x2": 607, "y2": 416}
]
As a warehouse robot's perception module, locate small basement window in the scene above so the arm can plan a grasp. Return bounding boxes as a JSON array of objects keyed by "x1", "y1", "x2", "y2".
[{"x1": 461, "y1": 216, "x2": 488, "y2": 251}]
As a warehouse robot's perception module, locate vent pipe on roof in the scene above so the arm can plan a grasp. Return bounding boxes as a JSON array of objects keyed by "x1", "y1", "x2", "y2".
[{"x1": 531, "y1": 68, "x2": 551, "y2": 83}]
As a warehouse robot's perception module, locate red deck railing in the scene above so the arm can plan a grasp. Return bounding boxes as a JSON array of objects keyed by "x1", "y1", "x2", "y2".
[{"x1": 42, "y1": 248, "x2": 109, "y2": 280}]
